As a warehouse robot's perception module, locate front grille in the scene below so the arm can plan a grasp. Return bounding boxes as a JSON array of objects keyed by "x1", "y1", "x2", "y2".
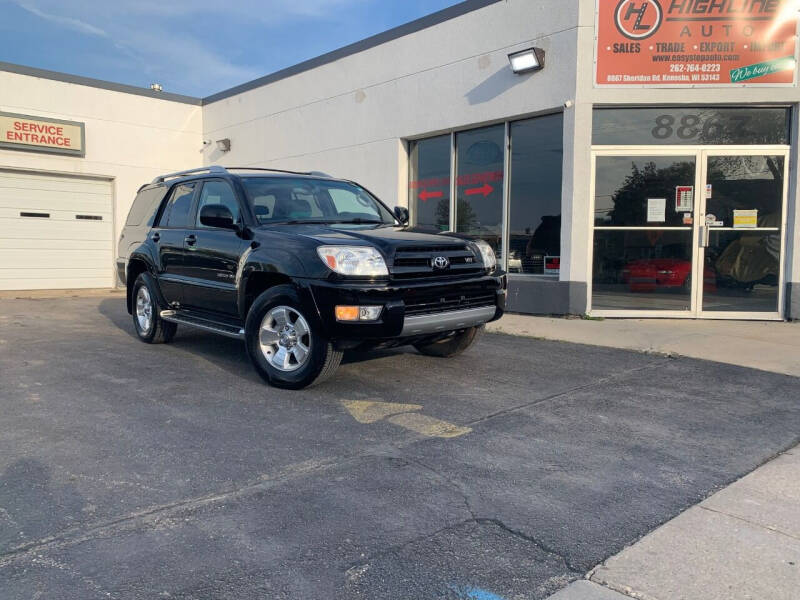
[
  {"x1": 404, "y1": 291, "x2": 496, "y2": 316},
  {"x1": 391, "y1": 244, "x2": 484, "y2": 280}
]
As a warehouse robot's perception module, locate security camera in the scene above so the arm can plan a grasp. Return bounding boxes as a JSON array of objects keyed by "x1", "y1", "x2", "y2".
[{"x1": 564, "y1": 100, "x2": 574, "y2": 109}]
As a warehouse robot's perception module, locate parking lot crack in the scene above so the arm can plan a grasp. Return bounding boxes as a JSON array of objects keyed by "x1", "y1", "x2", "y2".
[{"x1": 473, "y1": 518, "x2": 583, "y2": 575}]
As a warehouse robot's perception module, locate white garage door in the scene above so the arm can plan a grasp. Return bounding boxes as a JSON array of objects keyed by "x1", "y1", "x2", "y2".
[{"x1": 0, "y1": 170, "x2": 114, "y2": 290}]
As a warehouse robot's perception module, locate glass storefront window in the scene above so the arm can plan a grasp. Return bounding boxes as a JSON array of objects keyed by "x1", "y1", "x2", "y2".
[
  {"x1": 508, "y1": 113, "x2": 563, "y2": 275},
  {"x1": 593, "y1": 107, "x2": 790, "y2": 146},
  {"x1": 455, "y1": 125, "x2": 505, "y2": 259},
  {"x1": 408, "y1": 115, "x2": 564, "y2": 272},
  {"x1": 408, "y1": 135, "x2": 450, "y2": 231}
]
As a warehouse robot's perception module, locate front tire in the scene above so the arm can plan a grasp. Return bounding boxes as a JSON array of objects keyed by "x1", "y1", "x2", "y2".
[
  {"x1": 131, "y1": 273, "x2": 177, "y2": 343},
  {"x1": 245, "y1": 285, "x2": 342, "y2": 389},
  {"x1": 413, "y1": 325, "x2": 484, "y2": 358}
]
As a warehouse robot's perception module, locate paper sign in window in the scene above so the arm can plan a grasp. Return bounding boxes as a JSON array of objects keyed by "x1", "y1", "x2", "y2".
[
  {"x1": 647, "y1": 198, "x2": 666, "y2": 223},
  {"x1": 733, "y1": 209, "x2": 758, "y2": 229},
  {"x1": 675, "y1": 186, "x2": 693, "y2": 212}
]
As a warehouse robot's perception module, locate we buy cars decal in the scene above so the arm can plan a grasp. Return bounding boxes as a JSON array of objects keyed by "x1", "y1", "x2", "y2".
[{"x1": 595, "y1": 0, "x2": 799, "y2": 86}]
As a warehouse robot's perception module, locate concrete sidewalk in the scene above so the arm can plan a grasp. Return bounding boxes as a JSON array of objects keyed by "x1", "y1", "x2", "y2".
[
  {"x1": 488, "y1": 314, "x2": 800, "y2": 377},
  {"x1": 550, "y1": 444, "x2": 800, "y2": 600}
]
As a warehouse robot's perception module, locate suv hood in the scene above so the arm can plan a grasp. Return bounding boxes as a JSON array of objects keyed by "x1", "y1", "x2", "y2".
[{"x1": 258, "y1": 224, "x2": 471, "y2": 253}]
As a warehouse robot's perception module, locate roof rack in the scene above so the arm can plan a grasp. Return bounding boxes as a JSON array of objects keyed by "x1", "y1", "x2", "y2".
[
  {"x1": 151, "y1": 166, "x2": 226, "y2": 184},
  {"x1": 150, "y1": 165, "x2": 334, "y2": 184}
]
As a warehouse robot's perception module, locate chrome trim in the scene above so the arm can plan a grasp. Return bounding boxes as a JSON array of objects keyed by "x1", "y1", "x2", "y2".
[{"x1": 401, "y1": 305, "x2": 496, "y2": 336}]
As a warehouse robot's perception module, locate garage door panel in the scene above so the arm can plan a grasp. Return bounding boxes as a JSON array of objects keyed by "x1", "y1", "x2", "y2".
[
  {"x1": 0, "y1": 218, "x2": 112, "y2": 241},
  {"x1": 0, "y1": 275, "x2": 112, "y2": 291},
  {"x1": 0, "y1": 190, "x2": 112, "y2": 211},
  {"x1": 0, "y1": 238, "x2": 111, "y2": 250},
  {"x1": 0, "y1": 171, "x2": 114, "y2": 290},
  {"x1": 2, "y1": 249, "x2": 112, "y2": 268},
  {"x1": 0, "y1": 210, "x2": 112, "y2": 223},
  {"x1": 0, "y1": 174, "x2": 112, "y2": 195}
]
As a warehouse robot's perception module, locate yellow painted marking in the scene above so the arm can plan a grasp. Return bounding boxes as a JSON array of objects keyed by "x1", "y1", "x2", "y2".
[
  {"x1": 387, "y1": 413, "x2": 472, "y2": 438},
  {"x1": 341, "y1": 400, "x2": 422, "y2": 424}
]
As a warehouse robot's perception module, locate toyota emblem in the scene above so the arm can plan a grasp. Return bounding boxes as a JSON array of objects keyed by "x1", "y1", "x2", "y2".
[{"x1": 431, "y1": 256, "x2": 450, "y2": 270}]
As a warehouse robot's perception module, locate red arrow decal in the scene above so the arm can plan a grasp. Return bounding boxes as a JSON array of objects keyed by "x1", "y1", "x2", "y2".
[
  {"x1": 418, "y1": 189, "x2": 444, "y2": 202},
  {"x1": 465, "y1": 183, "x2": 493, "y2": 197}
]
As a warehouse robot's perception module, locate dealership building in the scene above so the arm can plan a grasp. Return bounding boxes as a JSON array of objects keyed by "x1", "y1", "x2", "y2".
[{"x1": 1, "y1": 0, "x2": 799, "y2": 320}]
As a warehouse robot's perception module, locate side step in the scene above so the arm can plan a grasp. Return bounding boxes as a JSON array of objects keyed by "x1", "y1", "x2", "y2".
[{"x1": 160, "y1": 310, "x2": 245, "y2": 340}]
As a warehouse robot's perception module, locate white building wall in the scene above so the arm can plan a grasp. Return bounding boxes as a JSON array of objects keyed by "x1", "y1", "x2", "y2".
[
  {"x1": 202, "y1": 0, "x2": 579, "y2": 207},
  {"x1": 0, "y1": 71, "x2": 203, "y2": 246}
]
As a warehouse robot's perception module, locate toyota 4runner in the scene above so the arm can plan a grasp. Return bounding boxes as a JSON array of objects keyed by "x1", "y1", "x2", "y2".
[{"x1": 117, "y1": 166, "x2": 506, "y2": 389}]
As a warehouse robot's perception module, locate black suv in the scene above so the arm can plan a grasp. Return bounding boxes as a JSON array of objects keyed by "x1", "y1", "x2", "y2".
[{"x1": 117, "y1": 166, "x2": 506, "y2": 389}]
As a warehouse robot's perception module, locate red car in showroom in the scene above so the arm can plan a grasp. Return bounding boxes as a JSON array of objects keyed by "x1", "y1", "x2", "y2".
[{"x1": 622, "y1": 258, "x2": 717, "y2": 293}]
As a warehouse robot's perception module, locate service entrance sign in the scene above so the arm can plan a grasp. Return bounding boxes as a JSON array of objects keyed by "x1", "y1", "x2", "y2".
[
  {"x1": 595, "y1": 0, "x2": 799, "y2": 86},
  {"x1": 0, "y1": 112, "x2": 85, "y2": 156}
]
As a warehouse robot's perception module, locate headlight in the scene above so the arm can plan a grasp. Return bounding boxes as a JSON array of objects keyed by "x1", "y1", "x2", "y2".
[
  {"x1": 473, "y1": 239, "x2": 497, "y2": 271},
  {"x1": 317, "y1": 246, "x2": 388, "y2": 277}
]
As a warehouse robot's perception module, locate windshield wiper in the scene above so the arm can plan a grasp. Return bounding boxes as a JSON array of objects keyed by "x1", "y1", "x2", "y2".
[{"x1": 326, "y1": 218, "x2": 385, "y2": 224}]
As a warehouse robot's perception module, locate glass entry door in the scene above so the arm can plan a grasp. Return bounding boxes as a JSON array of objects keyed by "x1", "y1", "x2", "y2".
[
  {"x1": 590, "y1": 148, "x2": 788, "y2": 319},
  {"x1": 698, "y1": 151, "x2": 787, "y2": 318}
]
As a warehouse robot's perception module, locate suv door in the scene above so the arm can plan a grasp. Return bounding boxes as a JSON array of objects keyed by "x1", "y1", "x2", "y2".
[
  {"x1": 151, "y1": 182, "x2": 197, "y2": 305},
  {"x1": 181, "y1": 179, "x2": 246, "y2": 316}
]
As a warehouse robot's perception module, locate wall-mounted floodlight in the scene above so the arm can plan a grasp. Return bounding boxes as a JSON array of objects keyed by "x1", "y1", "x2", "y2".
[
  {"x1": 216, "y1": 138, "x2": 231, "y2": 153},
  {"x1": 150, "y1": 83, "x2": 163, "y2": 92},
  {"x1": 508, "y1": 48, "x2": 545, "y2": 74}
]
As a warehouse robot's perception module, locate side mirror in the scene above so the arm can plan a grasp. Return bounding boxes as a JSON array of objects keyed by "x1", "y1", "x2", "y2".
[
  {"x1": 394, "y1": 206, "x2": 409, "y2": 225},
  {"x1": 200, "y1": 204, "x2": 237, "y2": 230}
]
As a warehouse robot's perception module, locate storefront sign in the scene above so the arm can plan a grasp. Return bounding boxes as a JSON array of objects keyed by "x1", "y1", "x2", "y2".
[
  {"x1": 595, "y1": 0, "x2": 799, "y2": 86},
  {"x1": 0, "y1": 112, "x2": 85, "y2": 156}
]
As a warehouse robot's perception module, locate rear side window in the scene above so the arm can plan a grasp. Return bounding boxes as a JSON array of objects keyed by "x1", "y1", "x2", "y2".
[
  {"x1": 162, "y1": 183, "x2": 196, "y2": 228},
  {"x1": 125, "y1": 187, "x2": 166, "y2": 226}
]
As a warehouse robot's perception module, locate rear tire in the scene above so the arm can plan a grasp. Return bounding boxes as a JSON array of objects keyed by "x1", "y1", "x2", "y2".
[
  {"x1": 131, "y1": 273, "x2": 177, "y2": 344},
  {"x1": 413, "y1": 325, "x2": 484, "y2": 358},
  {"x1": 245, "y1": 285, "x2": 342, "y2": 389}
]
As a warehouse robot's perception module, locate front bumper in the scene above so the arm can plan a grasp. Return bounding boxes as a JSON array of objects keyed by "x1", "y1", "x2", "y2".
[{"x1": 300, "y1": 273, "x2": 506, "y2": 341}]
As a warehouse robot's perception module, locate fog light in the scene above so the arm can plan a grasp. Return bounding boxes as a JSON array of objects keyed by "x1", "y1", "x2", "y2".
[
  {"x1": 358, "y1": 306, "x2": 382, "y2": 321},
  {"x1": 335, "y1": 305, "x2": 382, "y2": 321}
]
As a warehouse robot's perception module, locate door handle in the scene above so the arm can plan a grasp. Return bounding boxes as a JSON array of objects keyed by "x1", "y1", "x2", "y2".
[
  {"x1": 151, "y1": 232, "x2": 160, "y2": 243},
  {"x1": 184, "y1": 234, "x2": 197, "y2": 248},
  {"x1": 698, "y1": 225, "x2": 710, "y2": 248}
]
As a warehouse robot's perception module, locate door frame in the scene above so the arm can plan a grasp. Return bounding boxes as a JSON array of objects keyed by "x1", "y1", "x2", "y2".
[{"x1": 587, "y1": 144, "x2": 790, "y2": 319}]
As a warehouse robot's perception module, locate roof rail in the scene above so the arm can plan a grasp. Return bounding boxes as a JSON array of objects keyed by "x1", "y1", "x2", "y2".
[
  {"x1": 150, "y1": 166, "x2": 226, "y2": 184},
  {"x1": 150, "y1": 165, "x2": 335, "y2": 185},
  {"x1": 223, "y1": 167, "x2": 316, "y2": 176}
]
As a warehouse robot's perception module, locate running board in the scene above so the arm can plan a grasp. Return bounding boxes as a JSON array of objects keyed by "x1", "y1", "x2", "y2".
[{"x1": 160, "y1": 310, "x2": 245, "y2": 340}]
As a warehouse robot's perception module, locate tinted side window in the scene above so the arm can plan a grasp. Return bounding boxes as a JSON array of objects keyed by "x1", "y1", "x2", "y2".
[
  {"x1": 125, "y1": 187, "x2": 166, "y2": 226},
  {"x1": 196, "y1": 180, "x2": 240, "y2": 227},
  {"x1": 163, "y1": 183, "x2": 195, "y2": 228}
]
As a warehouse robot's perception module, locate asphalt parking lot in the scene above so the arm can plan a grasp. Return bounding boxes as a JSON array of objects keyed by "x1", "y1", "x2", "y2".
[{"x1": 1, "y1": 295, "x2": 799, "y2": 599}]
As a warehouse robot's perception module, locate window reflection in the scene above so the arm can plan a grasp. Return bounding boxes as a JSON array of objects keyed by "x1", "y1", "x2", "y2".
[
  {"x1": 408, "y1": 135, "x2": 450, "y2": 231},
  {"x1": 455, "y1": 125, "x2": 505, "y2": 259},
  {"x1": 593, "y1": 230, "x2": 696, "y2": 311},
  {"x1": 508, "y1": 114, "x2": 563, "y2": 275},
  {"x1": 595, "y1": 156, "x2": 695, "y2": 227}
]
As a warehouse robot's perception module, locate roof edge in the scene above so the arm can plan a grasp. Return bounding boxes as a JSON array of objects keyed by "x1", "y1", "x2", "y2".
[
  {"x1": 201, "y1": 0, "x2": 503, "y2": 105},
  {"x1": 0, "y1": 61, "x2": 202, "y2": 106}
]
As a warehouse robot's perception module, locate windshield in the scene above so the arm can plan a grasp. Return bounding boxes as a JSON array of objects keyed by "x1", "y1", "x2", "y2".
[{"x1": 241, "y1": 177, "x2": 396, "y2": 225}]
